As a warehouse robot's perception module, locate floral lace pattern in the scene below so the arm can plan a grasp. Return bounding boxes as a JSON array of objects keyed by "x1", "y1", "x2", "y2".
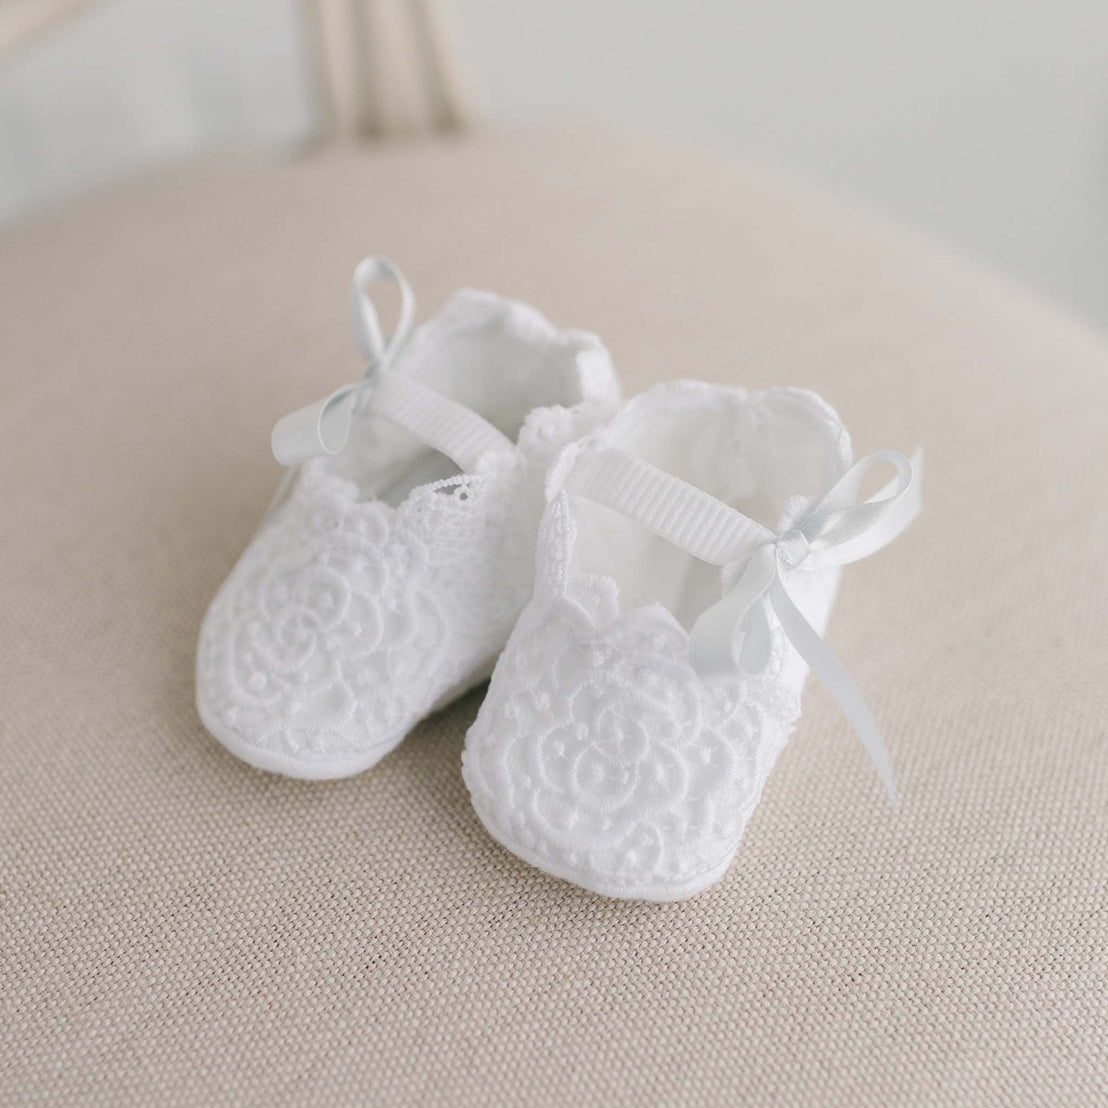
[
  {"x1": 195, "y1": 262, "x2": 624, "y2": 778},
  {"x1": 197, "y1": 459, "x2": 534, "y2": 775},
  {"x1": 463, "y1": 485, "x2": 838, "y2": 901}
]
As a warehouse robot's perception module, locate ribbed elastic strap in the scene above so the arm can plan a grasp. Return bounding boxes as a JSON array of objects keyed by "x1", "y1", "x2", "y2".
[
  {"x1": 565, "y1": 447, "x2": 772, "y2": 566},
  {"x1": 271, "y1": 256, "x2": 516, "y2": 473},
  {"x1": 369, "y1": 369, "x2": 514, "y2": 472}
]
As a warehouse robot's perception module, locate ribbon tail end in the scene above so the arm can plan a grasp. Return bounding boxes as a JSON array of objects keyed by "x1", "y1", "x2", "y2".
[
  {"x1": 875, "y1": 756, "x2": 899, "y2": 810},
  {"x1": 769, "y1": 578, "x2": 900, "y2": 809}
]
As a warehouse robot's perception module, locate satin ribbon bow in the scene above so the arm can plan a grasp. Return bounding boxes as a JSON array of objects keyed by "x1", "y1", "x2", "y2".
[
  {"x1": 270, "y1": 256, "x2": 416, "y2": 466},
  {"x1": 689, "y1": 449, "x2": 923, "y2": 803}
]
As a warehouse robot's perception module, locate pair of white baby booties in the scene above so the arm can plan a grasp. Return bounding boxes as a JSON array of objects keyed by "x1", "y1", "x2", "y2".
[{"x1": 196, "y1": 257, "x2": 921, "y2": 902}]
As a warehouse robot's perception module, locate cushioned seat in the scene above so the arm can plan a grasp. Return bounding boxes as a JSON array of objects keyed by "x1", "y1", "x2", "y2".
[{"x1": 3, "y1": 133, "x2": 1106, "y2": 1106}]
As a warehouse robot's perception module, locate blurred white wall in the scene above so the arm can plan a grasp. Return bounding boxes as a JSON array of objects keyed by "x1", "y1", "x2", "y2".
[
  {"x1": 452, "y1": 0, "x2": 1108, "y2": 327},
  {"x1": 0, "y1": 0, "x2": 317, "y2": 224},
  {"x1": 2, "y1": 0, "x2": 1107, "y2": 326}
]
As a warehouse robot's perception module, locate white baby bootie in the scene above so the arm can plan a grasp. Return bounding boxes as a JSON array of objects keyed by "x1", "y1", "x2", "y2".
[
  {"x1": 463, "y1": 379, "x2": 921, "y2": 900},
  {"x1": 196, "y1": 258, "x2": 620, "y2": 779}
]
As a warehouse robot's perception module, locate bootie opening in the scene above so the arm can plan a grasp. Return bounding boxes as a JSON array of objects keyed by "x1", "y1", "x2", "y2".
[
  {"x1": 328, "y1": 290, "x2": 609, "y2": 507},
  {"x1": 567, "y1": 384, "x2": 850, "y2": 629}
]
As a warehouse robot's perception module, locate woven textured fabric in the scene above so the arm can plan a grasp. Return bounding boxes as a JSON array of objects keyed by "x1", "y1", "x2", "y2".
[{"x1": 2, "y1": 133, "x2": 1107, "y2": 1106}]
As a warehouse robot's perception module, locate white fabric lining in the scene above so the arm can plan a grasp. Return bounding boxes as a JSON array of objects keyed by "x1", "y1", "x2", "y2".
[{"x1": 564, "y1": 383, "x2": 851, "y2": 630}]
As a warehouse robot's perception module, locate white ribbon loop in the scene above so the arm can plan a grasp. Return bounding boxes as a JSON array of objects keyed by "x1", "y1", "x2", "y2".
[
  {"x1": 689, "y1": 449, "x2": 923, "y2": 803},
  {"x1": 349, "y1": 255, "x2": 416, "y2": 367},
  {"x1": 271, "y1": 384, "x2": 359, "y2": 466},
  {"x1": 798, "y1": 449, "x2": 918, "y2": 568},
  {"x1": 271, "y1": 256, "x2": 416, "y2": 467}
]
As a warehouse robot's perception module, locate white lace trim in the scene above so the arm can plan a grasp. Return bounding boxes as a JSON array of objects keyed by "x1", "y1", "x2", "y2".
[
  {"x1": 198, "y1": 463, "x2": 520, "y2": 772},
  {"x1": 196, "y1": 269, "x2": 621, "y2": 779},
  {"x1": 463, "y1": 383, "x2": 847, "y2": 900}
]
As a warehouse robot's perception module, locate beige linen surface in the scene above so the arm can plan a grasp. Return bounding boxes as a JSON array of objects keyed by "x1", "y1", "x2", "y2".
[{"x1": 2, "y1": 134, "x2": 1107, "y2": 1106}]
